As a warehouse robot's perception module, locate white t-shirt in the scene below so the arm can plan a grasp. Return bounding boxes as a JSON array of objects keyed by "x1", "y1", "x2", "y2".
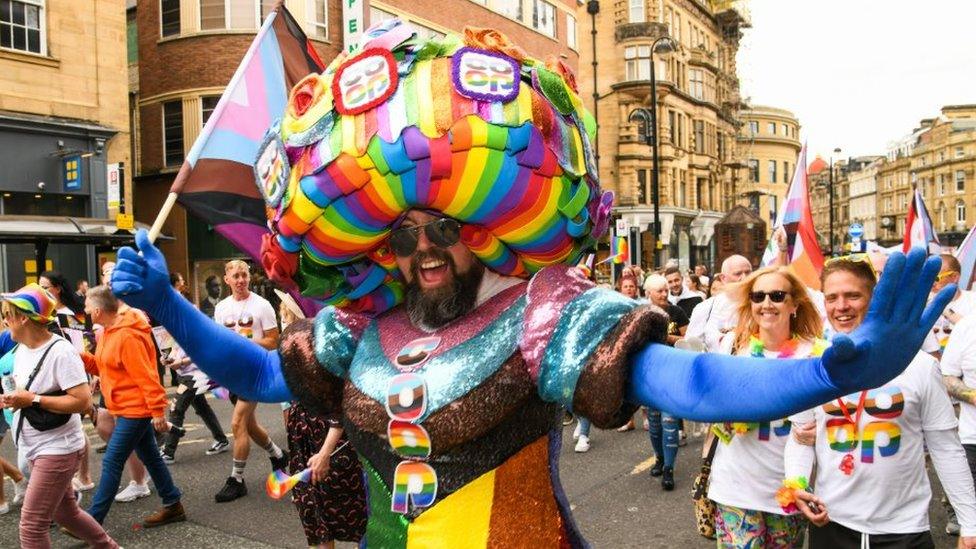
[
  {"x1": 214, "y1": 292, "x2": 278, "y2": 342},
  {"x1": 941, "y1": 314, "x2": 976, "y2": 444},
  {"x1": 790, "y1": 352, "x2": 957, "y2": 534},
  {"x1": 708, "y1": 337, "x2": 823, "y2": 514},
  {"x1": 11, "y1": 336, "x2": 88, "y2": 461}
]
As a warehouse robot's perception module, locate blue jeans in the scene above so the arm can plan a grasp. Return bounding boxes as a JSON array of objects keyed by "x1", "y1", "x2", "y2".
[
  {"x1": 647, "y1": 408, "x2": 679, "y2": 468},
  {"x1": 88, "y1": 417, "x2": 182, "y2": 523},
  {"x1": 577, "y1": 417, "x2": 591, "y2": 437}
]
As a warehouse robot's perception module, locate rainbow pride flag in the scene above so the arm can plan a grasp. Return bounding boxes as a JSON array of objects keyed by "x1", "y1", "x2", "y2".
[
  {"x1": 610, "y1": 236, "x2": 628, "y2": 264},
  {"x1": 761, "y1": 144, "x2": 824, "y2": 289},
  {"x1": 955, "y1": 223, "x2": 976, "y2": 291},
  {"x1": 169, "y1": 6, "x2": 324, "y2": 312}
]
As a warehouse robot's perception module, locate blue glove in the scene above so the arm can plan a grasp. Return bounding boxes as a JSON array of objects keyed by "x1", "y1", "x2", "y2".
[
  {"x1": 112, "y1": 230, "x2": 293, "y2": 403},
  {"x1": 628, "y1": 248, "x2": 955, "y2": 422}
]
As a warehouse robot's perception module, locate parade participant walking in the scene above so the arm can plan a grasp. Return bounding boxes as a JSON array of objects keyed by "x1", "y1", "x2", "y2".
[
  {"x1": 708, "y1": 266, "x2": 826, "y2": 548},
  {"x1": 81, "y1": 285, "x2": 185, "y2": 528},
  {"x1": 940, "y1": 306, "x2": 976, "y2": 542},
  {"x1": 700, "y1": 255, "x2": 754, "y2": 350},
  {"x1": 663, "y1": 266, "x2": 703, "y2": 319},
  {"x1": 212, "y1": 260, "x2": 287, "y2": 503},
  {"x1": 643, "y1": 274, "x2": 691, "y2": 489},
  {"x1": 0, "y1": 284, "x2": 118, "y2": 548},
  {"x1": 786, "y1": 257, "x2": 976, "y2": 548},
  {"x1": 108, "y1": 21, "x2": 952, "y2": 547}
]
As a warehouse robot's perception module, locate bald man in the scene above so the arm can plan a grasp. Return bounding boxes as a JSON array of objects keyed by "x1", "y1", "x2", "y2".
[{"x1": 686, "y1": 255, "x2": 753, "y2": 351}]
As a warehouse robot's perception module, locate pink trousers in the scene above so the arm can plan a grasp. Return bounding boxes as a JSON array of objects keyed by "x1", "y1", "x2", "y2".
[{"x1": 21, "y1": 449, "x2": 118, "y2": 549}]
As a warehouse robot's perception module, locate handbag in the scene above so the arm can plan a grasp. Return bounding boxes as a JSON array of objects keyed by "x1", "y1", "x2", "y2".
[
  {"x1": 691, "y1": 432, "x2": 720, "y2": 539},
  {"x1": 15, "y1": 339, "x2": 73, "y2": 443}
]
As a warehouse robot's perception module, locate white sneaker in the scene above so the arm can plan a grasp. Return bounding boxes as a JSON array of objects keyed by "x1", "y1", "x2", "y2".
[
  {"x1": 115, "y1": 481, "x2": 151, "y2": 503},
  {"x1": 12, "y1": 479, "x2": 27, "y2": 505},
  {"x1": 572, "y1": 422, "x2": 582, "y2": 441},
  {"x1": 574, "y1": 435, "x2": 590, "y2": 453},
  {"x1": 0, "y1": 501, "x2": 9, "y2": 515}
]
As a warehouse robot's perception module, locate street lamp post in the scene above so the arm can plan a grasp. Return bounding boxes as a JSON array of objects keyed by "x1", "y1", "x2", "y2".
[
  {"x1": 628, "y1": 35, "x2": 675, "y2": 269},
  {"x1": 827, "y1": 147, "x2": 842, "y2": 256}
]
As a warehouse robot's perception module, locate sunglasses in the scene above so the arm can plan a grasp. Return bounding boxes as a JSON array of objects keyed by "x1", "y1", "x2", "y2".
[
  {"x1": 825, "y1": 253, "x2": 879, "y2": 280},
  {"x1": 936, "y1": 270, "x2": 959, "y2": 282},
  {"x1": 388, "y1": 218, "x2": 461, "y2": 257},
  {"x1": 749, "y1": 290, "x2": 790, "y2": 304}
]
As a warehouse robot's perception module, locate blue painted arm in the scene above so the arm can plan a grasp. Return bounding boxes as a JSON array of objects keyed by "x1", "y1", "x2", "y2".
[
  {"x1": 628, "y1": 248, "x2": 955, "y2": 422},
  {"x1": 110, "y1": 230, "x2": 293, "y2": 403}
]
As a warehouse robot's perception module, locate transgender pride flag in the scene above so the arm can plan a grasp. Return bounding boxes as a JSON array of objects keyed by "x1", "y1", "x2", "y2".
[
  {"x1": 170, "y1": 6, "x2": 324, "y2": 264},
  {"x1": 955, "y1": 223, "x2": 976, "y2": 291},
  {"x1": 761, "y1": 144, "x2": 825, "y2": 289}
]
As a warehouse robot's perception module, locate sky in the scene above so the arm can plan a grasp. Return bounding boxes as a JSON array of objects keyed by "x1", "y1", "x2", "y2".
[{"x1": 736, "y1": 0, "x2": 976, "y2": 165}]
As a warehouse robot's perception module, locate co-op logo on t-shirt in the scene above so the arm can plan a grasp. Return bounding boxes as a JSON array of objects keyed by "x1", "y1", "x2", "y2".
[
  {"x1": 823, "y1": 386, "x2": 904, "y2": 464},
  {"x1": 223, "y1": 314, "x2": 255, "y2": 339}
]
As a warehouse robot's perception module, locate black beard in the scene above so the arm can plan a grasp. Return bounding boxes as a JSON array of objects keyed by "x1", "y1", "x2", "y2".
[{"x1": 403, "y1": 249, "x2": 485, "y2": 329}]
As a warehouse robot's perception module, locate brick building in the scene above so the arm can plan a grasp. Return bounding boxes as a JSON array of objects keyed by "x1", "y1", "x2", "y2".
[{"x1": 131, "y1": 0, "x2": 580, "y2": 304}]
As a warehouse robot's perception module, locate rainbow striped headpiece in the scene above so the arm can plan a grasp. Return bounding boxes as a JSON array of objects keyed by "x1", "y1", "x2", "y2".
[
  {"x1": 1, "y1": 283, "x2": 57, "y2": 323},
  {"x1": 256, "y1": 20, "x2": 610, "y2": 315}
]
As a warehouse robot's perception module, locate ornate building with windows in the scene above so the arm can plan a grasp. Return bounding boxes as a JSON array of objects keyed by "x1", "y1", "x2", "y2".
[
  {"x1": 132, "y1": 0, "x2": 580, "y2": 303},
  {"x1": 736, "y1": 105, "x2": 801, "y2": 234},
  {"x1": 578, "y1": 0, "x2": 750, "y2": 271},
  {"x1": 0, "y1": 0, "x2": 129, "y2": 288}
]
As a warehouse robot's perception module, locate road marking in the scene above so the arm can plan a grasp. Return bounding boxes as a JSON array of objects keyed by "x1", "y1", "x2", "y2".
[{"x1": 630, "y1": 456, "x2": 656, "y2": 475}]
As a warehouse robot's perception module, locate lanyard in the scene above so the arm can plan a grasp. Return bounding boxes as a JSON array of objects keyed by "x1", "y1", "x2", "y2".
[{"x1": 835, "y1": 390, "x2": 867, "y2": 475}]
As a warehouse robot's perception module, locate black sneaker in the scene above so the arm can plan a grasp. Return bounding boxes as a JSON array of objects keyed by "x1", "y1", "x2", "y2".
[
  {"x1": 214, "y1": 477, "x2": 247, "y2": 503},
  {"x1": 270, "y1": 450, "x2": 290, "y2": 472},
  {"x1": 661, "y1": 467, "x2": 675, "y2": 491},
  {"x1": 206, "y1": 440, "x2": 230, "y2": 456}
]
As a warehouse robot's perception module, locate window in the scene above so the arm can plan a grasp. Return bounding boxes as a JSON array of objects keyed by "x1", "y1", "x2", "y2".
[
  {"x1": 200, "y1": 0, "x2": 261, "y2": 30},
  {"x1": 668, "y1": 110, "x2": 676, "y2": 144},
  {"x1": 1, "y1": 0, "x2": 44, "y2": 54},
  {"x1": 938, "y1": 174, "x2": 945, "y2": 196},
  {"x1": 496, "y1": 0, "x2": 522, "y2": 20},
  {"x1": 899, "y1": 193, "x2": 908, "y2": 211},
  {"x1": 957, "y1": 170, "x2": 966, "y2": 193},
  {"x1": 163, "y1": 101, "x2": 184, "y2": 167},
  {"x1": 624, "y1": 45, "x2": 651, "y2": 81},
  {"x1": 675, "y1": 113, "x2": 684, "y2": 148},
  {"x1": 629, "y1": 0, "x2": 644, "y2": 23},
  {"x1": 767, "y1": 122, "x2": 776, "y2": 135},
  {"x1": 637, "y1": 169, "x2": 647, "y2": 204},
  {"x1": 259, "y1": 0, "x2": 276, "y2": 19},
  {"x1": 693, "y1": 120, "x2": 704, "y2": 154},
  {"x1": 768, "y1": 160, "x2": 777, "y2": 183},
  {"x1": 565, "y1": 13, "x2": 576, "y2": 50},
  {"x1": 782, "y1": 123, "x2": 789, "y2": 137},
  {"x1": 885, "y1": 197, "x2": 892, "y2": 213},
  {"x1": 532, "y1": 0, "x2": 555, "y2": 37},
  {"x1": 679, "y1": 170, "x2": 686, "y2": 207},
  {"x1": 957, "y1": 200, "x2": 967, "y2": 224},
  {"x1": 956, "y1": 146, "x2": 965, "y2": 159},
  {"x1": 717, "y1": 132, "x2": 725, "y2": 161},
  {"x1": 689, "y1": 69, "x2": 704, "y2": 100},
  {"x1": 939, "y1": 204, "x2": 947, "y2": 231},
  {"x1": 783, "y1": 161, "x2": 789, "y2": 183},
  {"x1": 201, "y1": 95, "x2": 220, "y2": 126},
  {"x1": 748, "y1": 121, "x2": 758, "y2": 136},
  {"x1": 308, "y1": 0, "x2": 328, "y2": 40},
  {"x1": 748, "y1": 159, "x2": 759, "y2": 182},
  {"x1": 160, "y1": 0, "x2": 181, "y2": 37}
]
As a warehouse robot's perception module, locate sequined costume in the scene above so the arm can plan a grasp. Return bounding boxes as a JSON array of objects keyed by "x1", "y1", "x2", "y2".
[
  {"x1": 110, "y1": 13, "x2": 954, "y2": 549},
  {"x1": 279, "y1": 265, "x2": 661, "y2": 546}
]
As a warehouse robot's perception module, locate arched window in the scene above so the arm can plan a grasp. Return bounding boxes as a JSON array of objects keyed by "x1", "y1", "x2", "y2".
[
  {"x1": 957, "y1": 200, "x2": 967, "y2": 225},
  {"x1": 630, "y1": 109, "x2": 649, "y2": 141}
]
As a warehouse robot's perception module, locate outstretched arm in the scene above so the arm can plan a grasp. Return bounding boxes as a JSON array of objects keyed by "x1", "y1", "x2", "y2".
[
  {"x1": 111, "y1": 230, "x2": 293, "y2": 403},
  {"x1": 628, "y1": 248, "x2": 955, "y2": 422}
]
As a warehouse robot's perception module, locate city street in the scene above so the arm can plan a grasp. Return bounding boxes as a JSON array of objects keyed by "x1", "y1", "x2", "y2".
[{"x1": 0, "y1": 398, "x2": 955, "y2": 548}]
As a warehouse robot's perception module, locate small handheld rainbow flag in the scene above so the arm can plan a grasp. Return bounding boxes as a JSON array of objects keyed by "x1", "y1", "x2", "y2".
[
  {"x1": 266, "y1": 468, "x2": 311, "y2": 499},
  {"x1": 610, "y1": 236, "x2": 628, "y2": 264}
]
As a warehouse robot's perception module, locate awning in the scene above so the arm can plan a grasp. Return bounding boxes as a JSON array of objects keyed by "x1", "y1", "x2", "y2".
[{"x1": 0, "y1": 215, "x2": 172, "y2": 245}]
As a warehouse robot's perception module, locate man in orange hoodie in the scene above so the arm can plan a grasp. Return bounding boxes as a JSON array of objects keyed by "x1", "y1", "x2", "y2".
[{"x1": 81, "y1": 285, "x2": 185, "y2": 528}]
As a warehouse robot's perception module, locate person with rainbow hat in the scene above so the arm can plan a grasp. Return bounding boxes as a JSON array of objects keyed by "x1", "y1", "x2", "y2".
[
  {"x1": 0, "y1": 284, "x2": 118, "y2": 548},
  {"x1": 109, "y1": 21, "x2": 956, "y2": 547}
]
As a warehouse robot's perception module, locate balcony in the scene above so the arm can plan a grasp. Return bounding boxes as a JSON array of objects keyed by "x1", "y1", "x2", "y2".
[{"x1": 614, "y1": 22, "x2": 668, "y2": 43}]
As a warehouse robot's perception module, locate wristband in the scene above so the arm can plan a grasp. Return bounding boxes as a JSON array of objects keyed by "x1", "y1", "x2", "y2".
[{"x1": 775, "y1": 476, "x2": 810, "y2": 514}]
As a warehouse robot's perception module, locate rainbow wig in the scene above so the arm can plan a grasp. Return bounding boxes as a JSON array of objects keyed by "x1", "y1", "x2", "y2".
[{"x1": 255, "y1": 20, "x2": 610, "y2": 315}]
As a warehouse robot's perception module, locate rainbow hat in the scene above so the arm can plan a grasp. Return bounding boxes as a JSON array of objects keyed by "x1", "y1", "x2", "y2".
[
  {"x1": 1, "y1": 283, "x2": 57, "y2": 323},
  {"x1": 256, "y1": 20, "x2": 610, "y2": 315}
]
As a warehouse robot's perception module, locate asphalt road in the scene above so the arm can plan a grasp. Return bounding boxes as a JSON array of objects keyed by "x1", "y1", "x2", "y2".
[{"x1": 0, "y1": 401, "x2": 957, "y2": 548}]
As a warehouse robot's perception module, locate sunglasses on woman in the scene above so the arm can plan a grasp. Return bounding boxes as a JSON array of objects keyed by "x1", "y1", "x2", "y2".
[
  {"x1": 388, "y1": 218, "x2": 462, "y2": 257},
  {"x1": 749, "y1": 290, "x2": 789, "y2": 304}
]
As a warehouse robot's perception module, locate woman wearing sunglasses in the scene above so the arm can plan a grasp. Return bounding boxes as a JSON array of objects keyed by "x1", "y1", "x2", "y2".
[{"x1": 708, "y1": 266, "x2": 826, "y2": 548}]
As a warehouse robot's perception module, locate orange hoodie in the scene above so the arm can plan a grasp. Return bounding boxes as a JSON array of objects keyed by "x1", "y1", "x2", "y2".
[{"x1": 82, "y1": 308, "x2": 166, "y2": 418}]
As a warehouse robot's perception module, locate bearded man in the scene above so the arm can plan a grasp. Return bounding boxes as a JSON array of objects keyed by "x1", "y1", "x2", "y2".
[{"x1": 110, "y1": 21, "x2": 953, "y2": 547}]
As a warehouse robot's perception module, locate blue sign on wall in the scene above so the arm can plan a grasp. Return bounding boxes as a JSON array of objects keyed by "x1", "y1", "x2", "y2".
[{"x1": 62, "y1": 155, "x2": 81, "y2": 191}]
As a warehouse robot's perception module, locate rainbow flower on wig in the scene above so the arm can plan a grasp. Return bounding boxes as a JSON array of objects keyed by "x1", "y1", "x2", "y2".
[{"x1": 255, "y1": 20, "x2": 611, "y2": 315}]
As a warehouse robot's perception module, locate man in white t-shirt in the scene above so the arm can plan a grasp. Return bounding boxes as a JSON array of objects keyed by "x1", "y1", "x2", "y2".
[
  {"x1": 786, "y1": 257, "x2": 976, "y2": 549},
  {"x1": 211, "y1": 260, "x2": 287, "y2": 503}
]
